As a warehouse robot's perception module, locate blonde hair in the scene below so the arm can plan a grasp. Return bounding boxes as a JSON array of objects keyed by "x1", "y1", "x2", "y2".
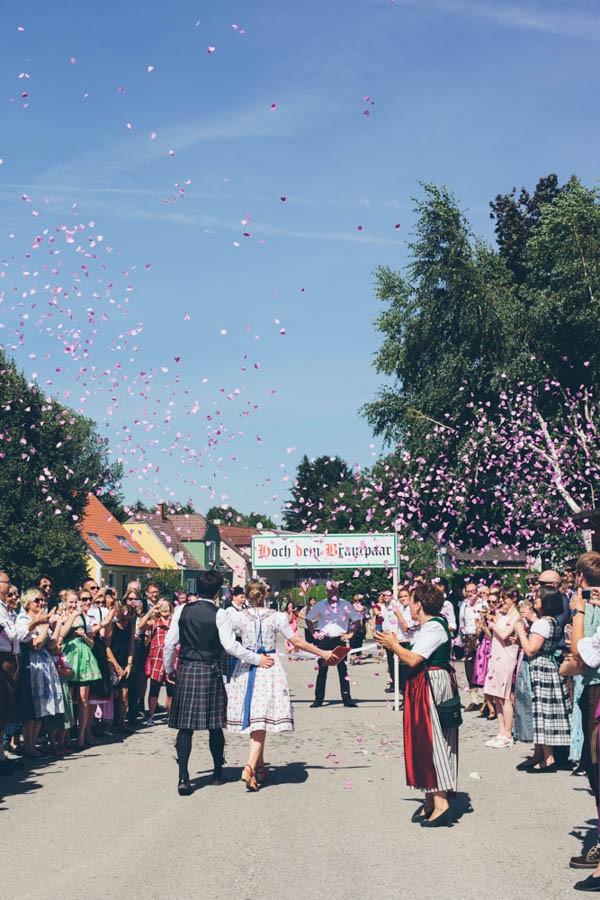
[
  {"x1": 21, "y1": 588, "x2": 42, "y2": 610},
  {"x1": 245, "y1": 579, "x2": 267, "y2": 608}
]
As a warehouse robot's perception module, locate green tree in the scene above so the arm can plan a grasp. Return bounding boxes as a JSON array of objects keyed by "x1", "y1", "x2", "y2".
[
  {"x1": 362, "y1": 177, "x2": 600, "y2": 455},
  {"x1": 0, "y1": 349, "x2": 123, "y2": 589},
  {"x1": 361, "y1": 183, "x2": 525, "y2": 449},
  {"x1": 205, "y1": 505, "x2": 275, "y2": 529},
  {"x1": 282, "y1": 455, "x2": 354, "y2": 531}
]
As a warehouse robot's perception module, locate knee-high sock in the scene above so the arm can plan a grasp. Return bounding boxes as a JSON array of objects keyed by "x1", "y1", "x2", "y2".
[
  {"x1": 176, "y1": 728, "x2": 193, "y2": 780},
  {"x1": 209, "y1": 728, "x2": 225, "y2": 772}
]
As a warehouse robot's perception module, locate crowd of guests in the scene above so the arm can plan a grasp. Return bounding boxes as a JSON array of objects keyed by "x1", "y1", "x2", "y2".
[
  {"x1": 4, "y1": 558, "x2": 600, "y2": 888},
  {"x1": 0, "y1": 573, "x2": 182, "y2": 769}
]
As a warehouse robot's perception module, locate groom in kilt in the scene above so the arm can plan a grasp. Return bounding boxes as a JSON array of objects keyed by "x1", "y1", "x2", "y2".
[{"x1": 164, "y1": 570, "x2": 271, "y2": 795}]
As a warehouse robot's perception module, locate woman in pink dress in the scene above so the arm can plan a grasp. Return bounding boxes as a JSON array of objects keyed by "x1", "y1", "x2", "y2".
[
  {"x1": 483, "y1": 587, "x2": 521, "y2": 748},
  {"x1": 283, "y1": 599, "x2": 299, "y2": 654}
]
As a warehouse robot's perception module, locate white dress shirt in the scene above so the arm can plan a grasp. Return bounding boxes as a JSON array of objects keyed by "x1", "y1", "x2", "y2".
[
  {"x1": 0, "y1": 601, "x2": 20, "y2": 654},
  {"x1": 163, "y1": 599, "x2": 261, "y2": 675}
]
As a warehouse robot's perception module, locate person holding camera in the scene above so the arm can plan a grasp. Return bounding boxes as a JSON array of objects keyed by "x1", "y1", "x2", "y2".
[
  {"x1": 513, "y1": 588, "x2": 571, "y2": 772},
  {"x1": 375, "y1": 582, "x2": 459, "y2": 828}
]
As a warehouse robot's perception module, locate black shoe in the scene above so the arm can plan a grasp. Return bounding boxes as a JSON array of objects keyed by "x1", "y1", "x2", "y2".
[
  {"x1": 575, "y1": 874, "x2": 600, "y2": 892},
  {"x1": 178, "y1": 778, "x2": 193, "y2": 796},
  {"x1": 411, "y1": 805, "x2": 432, "y2": 823},
  {"x1": 420, "y1": 807, "x2": 453, "y2": 828},
  {"x1": 343, "y1": 700, "x2": 358, "y2": 707},
  {"x1": 526, "y1": 763, "x2": 557, "y2": 773},
  {"x1": 571, "y1": 847, "x2": 600, "y2": 869},
  {"x1": 212, "y1": 771, "x2": 227, "y2": 786},
  {"x1": 516, "y1": 756, "x2": 542, "y2": 771},
  {"x1": 310, "y1": 701, "x2": 323, "y2": 708},
  {"x1": 384, "y1": 687, "x2": 395, "y2": 694}
]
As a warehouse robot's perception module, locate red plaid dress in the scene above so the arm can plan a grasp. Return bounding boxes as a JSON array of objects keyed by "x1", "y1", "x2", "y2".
[{"x1": 144, "y1": 620, "x2": 170, "y2": 683}]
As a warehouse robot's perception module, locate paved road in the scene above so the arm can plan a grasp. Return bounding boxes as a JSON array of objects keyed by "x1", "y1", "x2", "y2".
[{"x1": 1, "y1": 651, "x2": 592, "y2": 899}]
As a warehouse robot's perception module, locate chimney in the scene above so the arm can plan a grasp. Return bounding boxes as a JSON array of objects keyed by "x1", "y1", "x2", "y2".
[{"x1": 158, "y1": 503, "x2": 167, "y2": 520}]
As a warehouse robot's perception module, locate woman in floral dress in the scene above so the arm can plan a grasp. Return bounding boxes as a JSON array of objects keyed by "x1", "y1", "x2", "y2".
[{"x1": 220, "y1": 579, "x2": 332, "y2": 791}]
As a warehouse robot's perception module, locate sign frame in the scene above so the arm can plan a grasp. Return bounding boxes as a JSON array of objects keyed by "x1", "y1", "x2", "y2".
[{"x1": 251, "y1": 532, "x2": 397, "y2": 570}]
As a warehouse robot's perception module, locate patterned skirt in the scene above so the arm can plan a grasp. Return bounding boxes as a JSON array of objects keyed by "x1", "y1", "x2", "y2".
[
  {"x1": 169, "y1": 660, "x2": 227, "y2": 731},
  {"x1": 403, "y1": 666, "x2": 458, "y2": 793},
  {"x1": 226, "y1": 656, "x2": 294, "y2": 733},
  {"x1": 28, "y1": 648, "x2": 65, "y2": 719},
  {"x1": 530, "y1": 654, "x2": 572, "y2": 746}
]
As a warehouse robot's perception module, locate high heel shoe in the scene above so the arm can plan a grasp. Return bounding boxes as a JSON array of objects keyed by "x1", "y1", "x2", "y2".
[
  {"x1": 241, "y1": 764, "x2": 259, "y2": 792},
  {"x1": 420, "y1": 807, "x2": 453, "y2": 828},
  {"x1": 256, "y1": 765, "x2": 268, "y2": 784}
]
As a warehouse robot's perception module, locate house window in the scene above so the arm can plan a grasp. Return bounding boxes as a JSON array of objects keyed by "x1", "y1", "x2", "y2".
[
  {"x1": 206, "y1": 541, "x2": 217, "y2": 564},
  {"x1": 107, "y1": 572, "x2": 116, "y2": 588},
  {"x1": 116, "y1": 535, "x2": 137, "y2": 553},
  {"x1": 187, "y1": 577, "x2": 196, "y2": 593},
  {"x1": 88, "y1": 533, "x2": 111, "y2": 551}
]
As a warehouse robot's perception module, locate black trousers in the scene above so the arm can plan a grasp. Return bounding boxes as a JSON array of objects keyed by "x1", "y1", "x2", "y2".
[{"x1": 314, "y1": 636, "x2": 351, "y2": 703}]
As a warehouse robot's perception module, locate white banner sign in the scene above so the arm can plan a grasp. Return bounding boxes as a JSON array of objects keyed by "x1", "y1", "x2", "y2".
[{"x1": 251, "y1": 533, "x2": 397, "y2": 570}]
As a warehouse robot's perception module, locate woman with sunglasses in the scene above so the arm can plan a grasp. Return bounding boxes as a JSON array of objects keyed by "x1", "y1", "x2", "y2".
[
  {"x1": 59, "y1": 590, "x2": 102, "y2": 749},
  {"x1": 14, "y1": 589, "x2": 64, "y2": 757}
]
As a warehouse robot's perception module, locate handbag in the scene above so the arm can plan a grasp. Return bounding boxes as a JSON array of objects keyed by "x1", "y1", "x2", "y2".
[{"x1": 425, "y1": 667, "x2": 463, "y2": 729}]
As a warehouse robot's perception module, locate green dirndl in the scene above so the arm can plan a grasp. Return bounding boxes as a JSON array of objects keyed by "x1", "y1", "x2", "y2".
[{"x1": 63, "y1": 632, "x2": 102, "y2": 684}]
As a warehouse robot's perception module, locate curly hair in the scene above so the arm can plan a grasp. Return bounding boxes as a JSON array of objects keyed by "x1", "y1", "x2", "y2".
[{"x1": 245, "y1": 579, "x2": 267, "y2": 608}]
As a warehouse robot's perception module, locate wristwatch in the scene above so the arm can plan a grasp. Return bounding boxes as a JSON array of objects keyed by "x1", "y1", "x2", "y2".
[{"x1": 573, "y1": 609, "x2": 585, "y2": 616}]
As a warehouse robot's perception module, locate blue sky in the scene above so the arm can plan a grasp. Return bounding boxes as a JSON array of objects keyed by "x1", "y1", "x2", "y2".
[{"x1": 1, "y1": 0, "x2": 598, "y2": 521}]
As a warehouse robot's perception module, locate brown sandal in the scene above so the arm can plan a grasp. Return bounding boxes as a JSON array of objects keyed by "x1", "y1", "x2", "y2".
[
  {"x1": 241, "y1": 765, "x2": 259, "y2": 792},
  {"x1": 256, "y1": 765, "x2": 268, "y2": 784}
]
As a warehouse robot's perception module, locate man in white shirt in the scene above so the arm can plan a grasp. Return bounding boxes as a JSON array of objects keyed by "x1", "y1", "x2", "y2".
[
  {"x1": 459, "y1": 583, "x2": 482, "y2": 711},
  {"x1": 379, "y1": 589, "x2": 413, "y2": 694}
]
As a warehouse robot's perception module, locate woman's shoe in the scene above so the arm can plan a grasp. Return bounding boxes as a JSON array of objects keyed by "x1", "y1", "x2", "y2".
[
  {"x1": 241, "y1": 765, "x2": 259, "y2": 792},
  {"x1": 526, "y1": 762, "x2": 557, "y2": 773},
  {"x1": 256, "y1": 765, "x2": 268, "y2": 784},
  {"x1": 411, "y1": 805, "x2": 432, "y2": 823},
  {"x1": 516, "y1": 756, "x2": 542, "y2": 771},
  {"x1": 420, "y1": 807, "x2": 453, "y2": 828}
]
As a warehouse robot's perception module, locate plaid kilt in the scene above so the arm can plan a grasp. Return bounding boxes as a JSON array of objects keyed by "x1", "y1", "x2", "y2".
[
  {"x1": 530, "y1": 654, "x2": 572, "y2": 746},
  {"x1": 169, "y1": 660, "x2": 226, "y2": 731}
]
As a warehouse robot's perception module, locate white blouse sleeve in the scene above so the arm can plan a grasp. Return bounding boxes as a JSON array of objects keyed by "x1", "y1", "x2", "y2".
[
  {"x1": 530, "y1": 618, "x2": 552, "y2": 639},
  {"x1": 410, "y1": 621, "x2": 448, "y2": 660},
  {"x1": 216, "y1": 609, "x2": 261, "y2": 666},
  {"x1": 275, "y1": 611, "x2": 296, "y2": 642}
]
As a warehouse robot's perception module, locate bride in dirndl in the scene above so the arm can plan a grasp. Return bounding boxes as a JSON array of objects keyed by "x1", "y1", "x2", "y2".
[{"x1": 219, "y1": 579, "x2": 332, "y2": 791}]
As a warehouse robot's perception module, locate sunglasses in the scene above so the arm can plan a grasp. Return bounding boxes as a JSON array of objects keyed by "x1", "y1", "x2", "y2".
[{"x1": 80, "y1": 598, "x2": 92, "y2": 603}]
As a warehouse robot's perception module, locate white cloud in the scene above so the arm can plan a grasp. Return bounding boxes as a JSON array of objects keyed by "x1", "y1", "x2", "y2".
[{"x1": 393, "y1": 0, "x2": 600, "y2": 42}]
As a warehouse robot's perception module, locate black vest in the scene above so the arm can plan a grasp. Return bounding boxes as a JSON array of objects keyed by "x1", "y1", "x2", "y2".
[{"x1": 178, "y1": 600, "x2": 223, "y2": 664}]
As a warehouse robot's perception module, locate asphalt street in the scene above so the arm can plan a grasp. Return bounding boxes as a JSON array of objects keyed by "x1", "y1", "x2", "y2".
[{"x1": 0, "y1": 650, "x2": 593, "y2": 899}]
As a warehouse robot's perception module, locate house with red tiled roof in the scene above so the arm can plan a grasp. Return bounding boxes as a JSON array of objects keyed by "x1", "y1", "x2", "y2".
[
  {"x1": 124, "y1": 509, "x2": 204, "y2": 593},
  {"x1": 158, "y1": 507, "x2": 221, "y2": 570},
  {"x1": 217, "y1": 525, "x2": 261, "y2": 587},
  {"x1": 80, "y1": 494, "x2": 159, "y2": 595}
]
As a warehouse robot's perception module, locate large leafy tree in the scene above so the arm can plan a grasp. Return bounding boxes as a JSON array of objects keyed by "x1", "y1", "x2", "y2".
[
  {"x1": 361, "y1": 183, "x2": 527, "y2": 449},
  {"x1": 282, "y1": 455, "x2": 353, "y2": 532},
  {"x1": 363, "y1": 177, "x2": 600, "y2": 453},
  {"x1": 0, "y1": 349, "x2": 123, "y2": 589}
]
